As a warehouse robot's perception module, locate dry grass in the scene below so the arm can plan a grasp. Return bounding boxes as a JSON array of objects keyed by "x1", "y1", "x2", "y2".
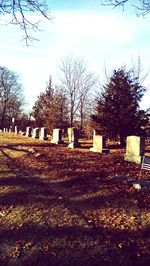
[{"x1": 0, "y1": 133, "x2": 150, "y2": 266}]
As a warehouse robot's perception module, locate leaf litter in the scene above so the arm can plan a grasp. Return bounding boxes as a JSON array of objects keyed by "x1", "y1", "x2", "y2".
[{"x1": 0, "y1": 133, "x2": 150, "y2": 265}]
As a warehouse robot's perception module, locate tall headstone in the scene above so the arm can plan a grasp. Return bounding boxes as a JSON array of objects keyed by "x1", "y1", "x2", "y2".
[
  {"x1": 68, "y1": 127, "x2": 80, "y2": 148},
  {"x1": 32, "y1": 128, "x2": 40, "y2": 139},
  {"x1": 51, "y1": 128, "x2": 63, "y2": 144},
  {"x1": 15, "y1": 126, "x2": 18, "y2": 134},
  {"x1": 26, "y1": 127, "x2": 32, "y2": 137},
  {"x1": 40, "y1": 127, "x2": 48, "y2": 140},
  {"x1": 90, "y1": 131, "x2": 109, "y2": 153},
  {"x1": 124, "y1": 136, "x2": 145, "y2": 164}
]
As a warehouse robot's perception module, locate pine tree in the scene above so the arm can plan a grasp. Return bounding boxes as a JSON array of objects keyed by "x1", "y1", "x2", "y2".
[{"x1": 92, "y1": 67, "x2": 148, "y2": 146}]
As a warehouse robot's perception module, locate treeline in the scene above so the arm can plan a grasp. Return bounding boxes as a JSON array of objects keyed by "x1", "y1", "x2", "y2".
[
  {"x1": 32, "y1": 57, "x2": 97, "y2": 136},
  {"x1": 0, "y1": 56, "x2": 149, "y2": 144}
]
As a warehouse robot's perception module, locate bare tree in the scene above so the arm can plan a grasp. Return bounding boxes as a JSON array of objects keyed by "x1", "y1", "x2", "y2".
[
  {"x1": 52, "y1": 86, "x2": 69, "y2": 129},
  {"x1": 0, "y1": 0, "x2": 51, "y2": 44},
  {"x1": 0, "y1": 66, "x2": 24, "y2": 128},
  {"x1": 59, "y1": 56, "x2": 97, "y2": 129},
  {"x1": 78, "y1": 73, "x2": 97, "y2": 130},
  {"x1": 101, "y1": 0, "x2": 150, "y2": 16}
]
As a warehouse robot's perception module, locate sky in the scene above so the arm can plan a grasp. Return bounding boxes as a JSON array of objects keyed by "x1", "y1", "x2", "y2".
[{"x1": 0, "y1": 0, "x2": 150, "y2": 112}]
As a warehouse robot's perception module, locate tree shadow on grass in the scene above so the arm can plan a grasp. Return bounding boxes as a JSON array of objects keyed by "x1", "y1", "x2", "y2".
[
  {"x1": 0, "y1": 146, "x2": 150, "y2": 265},
  {"x1": 0, "y1": 223, "x2": 150, "y2": 266},
  {"x1": 0, "y1": 145, "x2": 144, "y2": 210},
  {"x1": 0, "y1": 142, "x2": 60, "y2": 153}
]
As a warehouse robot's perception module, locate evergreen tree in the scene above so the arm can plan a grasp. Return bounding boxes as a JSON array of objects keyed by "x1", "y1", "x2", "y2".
[
  {"x1": 33, "y1": 77, "x2": 53, "y2": 130},
  {"x1": 92, "y1": 67, "x2": 148, "y2": 146},
  {"x1": 33, "y1": 77, "x2": 69, "y2": 133}
]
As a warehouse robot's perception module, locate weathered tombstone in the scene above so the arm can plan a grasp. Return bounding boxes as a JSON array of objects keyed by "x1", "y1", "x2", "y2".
[
  {"x1": 124, "y1": 136, "x2": 145, "y2": 164},
  {"x1": 68, "y1": 127, "x2": 80, "y2": 148},
  {"x1": 51, "y1": 128, "x2": 64, "y2": 144},
  {"x1": 26, "y1": 127, "x2": 32, "y2": 137},
  {"x1": 9, "y1": 126, "x2": 12, "y2": 133},
  {"x1": 15, "y1": 126, "x2": 18, "y2": 134},
  {"x1": 32, "y1": 128, "x2": 40, "y2": 139},
  {"x1": 40, "y1": 127, "x2": 48, "y2": 140},
  {"x1": 90, "y1": 131, "x2": 109, "y2": 153}
]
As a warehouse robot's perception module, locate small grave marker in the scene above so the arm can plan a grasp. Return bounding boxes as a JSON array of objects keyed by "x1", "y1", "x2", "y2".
[
  {"x1": 51, "y1": 128, "x2": 64, "y2": 144},
  {"x1": 26, "y1": 127, "x2": 32, "y2": 137},
  {"x1": 90, "y1": 131, "x2": 109, "y2": 153},
  {"x1": 68, "y1": 127, "x2": 80, "y2": 148},
  {"x1": 40, "y1": 127, "x2": 48, "y2": 140},
  {"x1": 32, "y1": 128, "x2": 40, "y2": 139}
]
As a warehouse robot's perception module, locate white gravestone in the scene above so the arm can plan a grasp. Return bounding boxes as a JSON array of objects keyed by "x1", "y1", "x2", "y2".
[
  {"x1": 26, "y1": 127, "x2": 32, "y2": 137},
  {"x1": 40, "y1": 127, "x2": 48, "y2": 140},
  {"x1": 124, "y1": 136, "x2": 145, "y2": 164},
  {"x1": 32, "y1": 128, "x2": 40, "y2": 139},
  {"x1": 15, "y1": 126, "x2": 18, "y2": 134},
  {"x1": 68, "y1": 127, "x2": 80, "y2": 148},
  {"x1": 90, "y1": 131, "x2": 109, "y2": 153},
  {"x1": 9, "y1": 127, "x2": 12, "y2": 133},
  {"x1": 51, "y1": 128, "x2": 64, "y2": 144}
]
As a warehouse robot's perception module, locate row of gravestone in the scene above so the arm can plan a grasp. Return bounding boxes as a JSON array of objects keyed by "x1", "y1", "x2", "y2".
[
  {"x1": 26, "y1": 127, "x2": 81, "y2": 148},
  {"x1": 3, "y1": 126, "x2": 145, "y2": 164},
  {"x1": 25, "y1": 127, "x2": 109, "y2": 150},
  {"x1": 3, "y1": 127, "x2": 18, "y2": 133}
]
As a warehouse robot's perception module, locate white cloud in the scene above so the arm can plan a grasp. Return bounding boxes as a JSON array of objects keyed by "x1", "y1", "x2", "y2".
[{"x1": 0, "y1": 8, "x2": 150, "y2": 110}]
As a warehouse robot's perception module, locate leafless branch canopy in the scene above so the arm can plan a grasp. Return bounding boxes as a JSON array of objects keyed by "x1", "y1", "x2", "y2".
[
  {"x1": 101, "y1": 0, "x2": 150, "y2": 16},
  {"x1": 0, "y1": 0, "x2": 52, "y2": 44}
]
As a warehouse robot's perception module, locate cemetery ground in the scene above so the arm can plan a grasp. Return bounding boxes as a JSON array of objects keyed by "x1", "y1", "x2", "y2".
[{"x1": 0, "y1": 133, "x2": 150, "y2": 266}]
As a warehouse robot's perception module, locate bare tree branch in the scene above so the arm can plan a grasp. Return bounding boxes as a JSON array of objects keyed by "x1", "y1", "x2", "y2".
[
  {"x1": 101, "y1": 0, "x2": 150, "y2": 16},
  {"x1": 0, "y1": 0, "x2": 52, "y2": 45}
]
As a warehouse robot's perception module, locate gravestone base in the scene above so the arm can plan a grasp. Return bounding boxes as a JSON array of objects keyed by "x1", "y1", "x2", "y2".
[
  {"x1": 32, "y1": 135, "x2": 39, "y2": 139},
  {"x1": 51, "y1": 140, "x2": 64, "y2": 145},
  {"x1": 26, "y1": 133, "x2": 32, "y2": 137},
  {"x1": 40, "y1": 136, "x2": 48, "y2": 141},
  {"x1": 90, "y1": 148, "x2": 109, "y2": 153},
  {"x1": 68, "y1": 142, "x2": 81, "y2": 148},
  {"x1": 124, "y1": 154, "x2": 142, "y2": 164}
]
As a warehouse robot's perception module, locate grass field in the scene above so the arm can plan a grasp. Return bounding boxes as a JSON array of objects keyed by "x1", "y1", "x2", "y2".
[{"x1": 0, "y1": 133, "x2": 150, "y2": 265}]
